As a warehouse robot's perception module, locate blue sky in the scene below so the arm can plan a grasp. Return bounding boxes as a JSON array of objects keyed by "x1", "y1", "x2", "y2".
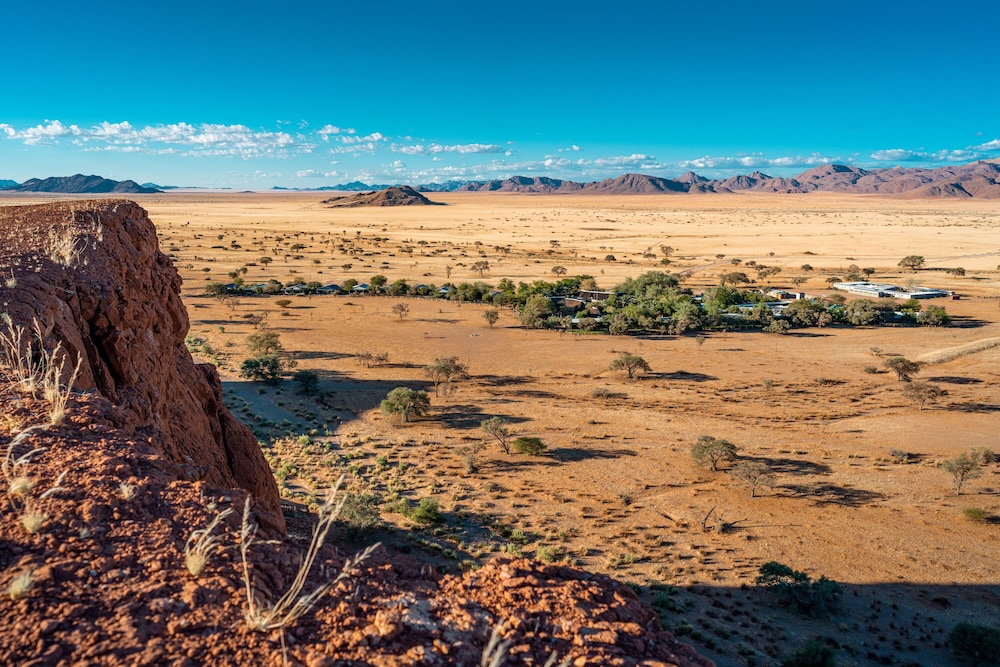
[{"x1": 2, "y1": 1, "x2": 998, "y2": 188}]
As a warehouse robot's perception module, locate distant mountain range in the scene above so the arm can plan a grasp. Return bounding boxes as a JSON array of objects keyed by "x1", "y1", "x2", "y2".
[
  {"x1": 280, "y1": 160, "x2": 1000, "y2": 198},
  {"x1": 4, "y1": 161, "x2": 999, "y2": 197},
  {"x1": 1, "y1": 174, "x2": 161, "y2": 194}
]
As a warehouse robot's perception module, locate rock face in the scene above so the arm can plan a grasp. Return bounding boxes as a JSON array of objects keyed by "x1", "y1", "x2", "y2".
[{"x1": 0, "y1": 199, "x2": 283, "y2": 530}]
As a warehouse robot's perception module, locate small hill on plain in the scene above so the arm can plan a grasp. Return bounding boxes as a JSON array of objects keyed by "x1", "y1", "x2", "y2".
[{"x1": 322, "y1": 185, "x2": 444, "y2": 207}]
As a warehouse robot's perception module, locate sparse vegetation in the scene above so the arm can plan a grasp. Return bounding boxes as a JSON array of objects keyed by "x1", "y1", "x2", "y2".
[
  {"x1": 943, "y1": 452, "x2": 983, "y2": 495},
  {"x1": 691, "y1": 435, "x2": 738, "y2": 472},
  {"x1": 184, "y1": 507, "x2": 234, "y2": 576},
  {"x1": 481, "y1": 417, "x2": 513, "y2": 455},
  {"x1": 609, "y1": 352, "x2": 651, "y2": 379}
]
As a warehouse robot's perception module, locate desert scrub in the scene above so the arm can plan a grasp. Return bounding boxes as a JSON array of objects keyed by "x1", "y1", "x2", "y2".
[
  {"x1": 512, "y1": 436, "x2": 546, "y2": 456},
  {"x1": 962, "y1": 507, "x2": 990, "y2": 523}
]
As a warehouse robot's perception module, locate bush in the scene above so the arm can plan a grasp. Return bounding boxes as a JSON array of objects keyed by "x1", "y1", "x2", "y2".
[
  {"x1": 239, "y1": 354, "x2": 284, "y2": 384},
  {"x1": 756, "y1": 561, "x2": 842, "y2": 616},
  {"x1": 949, "y1": 622, "x2": 1000, "y2": 665},
  {"x1": 379, "y1": 387, "x2": 430, "y2": 423},
  {"x1": 409, "y1": 498, "x2": 443, "y2": 525},
  {"x1": 691, "y1": 435, "x2": 738, "y2": 472},
  {"x1": 963, "y1": 507, "x2": 990, "y2": 523},
  {"x1": 512, "y1": 436, "x2": 546, "y2": 456},
  {"x1": 292, "y1": 370, "x2": 319, "y2": 395},
  {"x1": 339, "y1": 492, "x2": 381, "y2": 531},
  {"x1": 782, "y1": 638, "x2": 836, "y2": 667}
]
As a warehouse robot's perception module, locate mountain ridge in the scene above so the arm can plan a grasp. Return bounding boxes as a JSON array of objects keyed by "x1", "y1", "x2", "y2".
[{"x1": 11, "y1": 174, "x2": 161, "y2": 194}]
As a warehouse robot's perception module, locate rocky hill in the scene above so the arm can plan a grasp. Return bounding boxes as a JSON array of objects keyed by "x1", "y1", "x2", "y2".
[
  {"x1": 0, "y1": 200, "x2": 710, "y2": 665},
  {"x1": 11, "y1": 175, "x2": 161, "y2": 194},
  {"x1": 323, "y1": 185, "x2": 444, "y2": 207},
  {"x1": 0, "y1": 179, "x2": 18, "y2": 190}
]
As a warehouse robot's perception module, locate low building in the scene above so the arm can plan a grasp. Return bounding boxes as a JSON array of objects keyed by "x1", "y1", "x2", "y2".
[{"x1": 833, "y1": 282, "x2": 950, "y2": 299}]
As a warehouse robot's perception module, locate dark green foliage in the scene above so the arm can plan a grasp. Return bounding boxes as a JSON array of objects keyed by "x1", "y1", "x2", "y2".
[
  {"x1": 512, "y1": 436, "x2": 546, "y2": 456},
  {"x1": 691, "y1": 435, "x2": 738, "y2": 472},
  {"x1": 949, "y1": 622, "x2": 1000, "y2": 666},
  {"x1": 782, "y1": 638, "x2": 836, "y2": 667},
  {"x1": 409, "y1": 497, "x2": 443, "y2": 525},
  {"x1": 883, "y1": 356, "x2": 922, "y2": 381},
  {"x1": 338, "y1": 492, "x2": 382, "y2": 532},
  {"x1": 292, "y1": 370, "x2": 319, "y2": 394},
  {"x1": 756, "y1": 561, "x2": 842, "y2": 616},
  {"x1": 239, "y1": 354, "x2": 284, "y2": 384},
  {"x1": 380, "y1": 387, "x2": 431, "y2": 422}
]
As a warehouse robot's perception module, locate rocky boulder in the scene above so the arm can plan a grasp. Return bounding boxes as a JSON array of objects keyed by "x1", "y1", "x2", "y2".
[{"x1": 0, "y1": 199, "x2": 283, "y2": 530}]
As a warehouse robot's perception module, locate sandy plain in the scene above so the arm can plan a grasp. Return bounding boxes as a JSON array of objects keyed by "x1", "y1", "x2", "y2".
[{"x1": 6, "y1": 190, "x2": 999, "y2": 664}]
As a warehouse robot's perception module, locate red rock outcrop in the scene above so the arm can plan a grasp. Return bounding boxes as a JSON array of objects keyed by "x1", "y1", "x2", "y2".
[{"x1": 0, "y1": 199, "x2": 283, "y2": 530}]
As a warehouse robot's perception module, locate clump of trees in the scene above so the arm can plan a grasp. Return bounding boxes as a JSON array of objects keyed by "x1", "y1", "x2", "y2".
[
  {"x1": 239, "y1": 332, "x2": 295, "y2": 384},
  {"x1": 756, "y1": 561, "x2": 842, "y2": 616}
]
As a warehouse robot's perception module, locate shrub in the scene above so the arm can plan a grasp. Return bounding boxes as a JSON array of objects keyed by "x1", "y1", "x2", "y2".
[
  {"x1": 409, "y1": 497, "x2": 443, "y2": 525},
  {"x1": 949, "y1": 622, "x2": 1000, "y2": 666},
  {"x1": 691, "y1": 435, "x2": 738, "y2": 471},
  {"x1": 338, "y1": 491, "x2": 382, "y2": 531},
  {"x1": 782, "y1": 638, "x2": 836, "y2": 667},
  {"x1": 292, "y1": 370, "x2": 319, "y2": 395},
  {"x1": 963, "y1": 507, "x2": 990, "y2": 523},
  {"x1": 379, "y1": 387, "x2": 430, "y2": 423},
  {"x1": 240, "y1": 354, "x2": 285, "y2": 384},
  {"x1": 512, "y1": 436, "x2": 546, "y2": 456},
  {"x1": 756, "y1": 561, "x2": 842, "y2": 616}
]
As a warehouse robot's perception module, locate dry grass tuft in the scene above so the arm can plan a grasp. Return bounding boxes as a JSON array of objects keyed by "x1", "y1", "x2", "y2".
[
  {"x1": 240, "y1": 475, "x2": 379, "y2": 631},
  {"x1": 184, "y1": 506, "x2": 234, "y2": 576},
  {"x1": 7, "y1": 568, "x2": 35, "y2": 601}
]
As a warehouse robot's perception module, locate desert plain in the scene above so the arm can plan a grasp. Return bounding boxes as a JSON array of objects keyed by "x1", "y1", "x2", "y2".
[{"x1": 7, "y1": 189, "x2": 998, "y2": 665}]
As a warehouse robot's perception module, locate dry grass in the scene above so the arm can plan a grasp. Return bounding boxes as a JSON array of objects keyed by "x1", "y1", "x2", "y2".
[
  {"x1": 7, "y1": 568, "x2": 35, "y2": 601},
  {"x1": 184, "y1": 506, "x2": 234, "y2": 576},
  {"x1": 917, "y1": 336, "x2": 1000, "y2": 364}
]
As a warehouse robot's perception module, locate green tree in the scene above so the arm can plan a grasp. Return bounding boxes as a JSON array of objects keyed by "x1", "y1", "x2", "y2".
[
  {"x1": 519, "y1": 294, "x2": 555, "y2": 328},
  {"x1": 609, "y1": 352, "x2": 652, "y2": 379},
  {"x1": 471, "y1": 260, "x2": 490, "y2": 277},
  {"x1": 943, "y1": 452, "x2": 983, "y2": 495},
  {"x1": 551, "y1": 265, "x2": 567, "y2": 277},
  {"x1": 204, "y1": 281, "x2": 228, "y2": 296},
  {"x1": 258, "y1": 256, "x2": 273, "y2": 267},
  {"x1": 756, "y1": 561, "x2": 842, "y2": 617},
  {"x1": 292, "y1": 369, "x2": 319, "y2": 394},
  {"x1": 239, "y1": 354, "x2": 284, "y2": 384},
  {"x1": 691, "y1": 435, "x2": 738, "y2": 472},
  {"x1": 483, "y1": 308, "x2": 500, "y2": 328},
  {"x1": 380, "y1": 387, "x2": 430, "y2": 423},
  {"x1": 883, "y1": 356, "x2": 921, "y2": 381},
  {"x1": 481, "y1": 417, "x2": 512, "y2": 455},
  {"x1": 918, "y1": 305, "x2": 951, "y2": 326},
  {"x1": 948, "y1": 622, "x2": 1000, "y2": 667},
  {"x1": 719, "y1": 271, "x2": 751, "y2": 286},
  {"x1": 424, "y1": 357, "x2": 469, "y2": 396},
  {"x1": 246, "y1": 331, "x2": 283, "y2": 356},
  {"x1": 898, "y1": 255, "x2": 925, "y2": 271},
  {"x1": 370, "y1": 274, "x2": 387, "y2": 290}
]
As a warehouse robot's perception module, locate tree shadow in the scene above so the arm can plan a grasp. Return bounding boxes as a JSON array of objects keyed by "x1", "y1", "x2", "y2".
[
  {"x1": 489, "y1": 457, "x2": 561, "y2": 471},
  {"x1": 950, "y1": 402, "x2": 1000, "y2": 413},
  {"x1": 293, "y1": 350, "x2": 352, "y2": 361},
  {"x1": 753, "y1": 456, "x2": 832, "y2": 475},
  {"x1": 948, "y1": 316, "x2": 990, "y2": 329},
  {"x1": 779, "y1": 482, "x2": 885, "y2": 507},
  {"x1": 924, "y1": 376, "x2": 982, "y2": 385},
  {"x1": 654, "y1": 371, "x2": 718, "y2": 382},
  {"x1": 549, "y1": 447, "x2": 638, "y2": 462},
  {"x1": 480, "y1": 375, "x2": 536, "y2": 387},
  {"x1": 785, "y1": 331, "x2": 833, "y2": 338},
  {"x1": 435, "y1": 404, "x2": 488, "y2": 429}
]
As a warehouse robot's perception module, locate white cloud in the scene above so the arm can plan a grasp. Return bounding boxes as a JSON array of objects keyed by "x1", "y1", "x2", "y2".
[
  {"x1": 391, "y1": 142, "x2": 505, "y2": 155},
  {"x1": 973, "y1": 138, "x2": 1000, "y2": 151},
  {"x1": 16, "y1": 120, "x2": 82, "y2": 145},
  {"x1": 296, "y1": 169, "x2": 323, "y2": 178},
  {"x1": 677, "y1": 153, "x2": 842, "y2": 171},
  {"x1": 558, "y1": 145, "x2": 582, "y2": 152},
  {"x1": 317, "y1": 124, "x2": 355, "y2": 141},
  {"x1": 870, "y1": 148, "x2": 979, "y2": 163}
]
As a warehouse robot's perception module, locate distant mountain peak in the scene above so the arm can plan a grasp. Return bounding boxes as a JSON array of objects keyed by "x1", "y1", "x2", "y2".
[{"x1": 13, "y1": 174, "x2": 160, "y2": 194}]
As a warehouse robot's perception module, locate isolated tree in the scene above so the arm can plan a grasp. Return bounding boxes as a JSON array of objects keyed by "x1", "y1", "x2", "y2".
[
  {"x1": 902, "y1": 381, "x2": 946, "y2": 410},
  {"x1": 731, "y1": 461, "x2": 775, "y2": 497},
  {"x1": 391, "y1": 303, "x2": 410, "y2": 320},
  {"x1": 471, "y1": 260, "x2": 490, "y2": 277},
  {"x1": 898, "y1": 255, "x2": 925, "y2": 271},
  {"x1": 481, "y1": 416, "x2": 512, "y2": 455},
  {"x1": 691, "y1": 435, "x2": 738, "y2": 472},
  {"x1": 258, "y1": 256, "x2": 273, "y2": 267},
  {"x1": 483, "y1": 308, "x2": 500, "y2": 328},
  {"x1": 246, "y1": 331, "x2": 283, "y2": 356},
  {"x1": 551, "y1": 265, "x2": 567, "y2": 277},
  {"x1": 609, "y1": 352, "x2": 652, "y2": 380},
  {"x1": 942, "y1": 452, "x2": 983, "y2": 495},
  {"x1": 883, "y1": 356, "x2": 922, "y2": 381},
  {"x1": 275, "y1": 299, "x2": 292, "y2": 309},
  {"x1": 424, "y1": 357, "x2": 469, "y2": 396},
  {"x1": 239, "y1": 354, "x2": 284, "y2": 385},
  {"x1": 512, "y1": 436, "x2": 546, "y2": 456},
  {"x1": 457, "y1": 441, "x2": 486, "y2": 475},
  {"x1": 379, "y1": 387, "x2": 430, "y2": 423},
  {"x1": 292, "y1": 369, "x2": 319, "y2": 395},
  {"x1": 719, "y1": 271, "x2": 751, "y2": 286}
]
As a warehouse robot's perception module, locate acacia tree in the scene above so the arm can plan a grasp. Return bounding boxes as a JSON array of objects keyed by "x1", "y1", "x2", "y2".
[
  {"x1": 483, "y1": 309, "x2": 500, "y2": 328},
  {"x1": 731, "y1": 461, "x2": 775, "y2": 497},
  {"x1": 380, "y1": 387, "x2": 430, "y2": 423},
  {"x1": 609, "y1": 352, "x2": 652, "y2": 379},
  {"x1": 691, "y1": 435, "x2": 738, "y2": 472},
  {"x1": 424, "y1": 357, "x2": 469, "y2": 396},
  {"x1": 551, "y1": 266, "x2": 567, "y2": 277},
  {"x1": 942, "y1": 452, "x2": 983, "y2": 495},
  {"x1": 391, "y1": 303, "x2": 410, "y2": 320},
  {"x1": 481, "y1": 416, "x2": 512, "y2": 454},
  {"x1": 898, "y1": 255, "x2": 925, "y2": 271},
  {"x1": 883, "y1": 356, "x2": 922, "y2": 381},
  {"x1": 902, "y1": 381, "x2": 946, "y2": 410},
  {"x1": 471, "y1": 261, "x2": 490, "y2": 277}
]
